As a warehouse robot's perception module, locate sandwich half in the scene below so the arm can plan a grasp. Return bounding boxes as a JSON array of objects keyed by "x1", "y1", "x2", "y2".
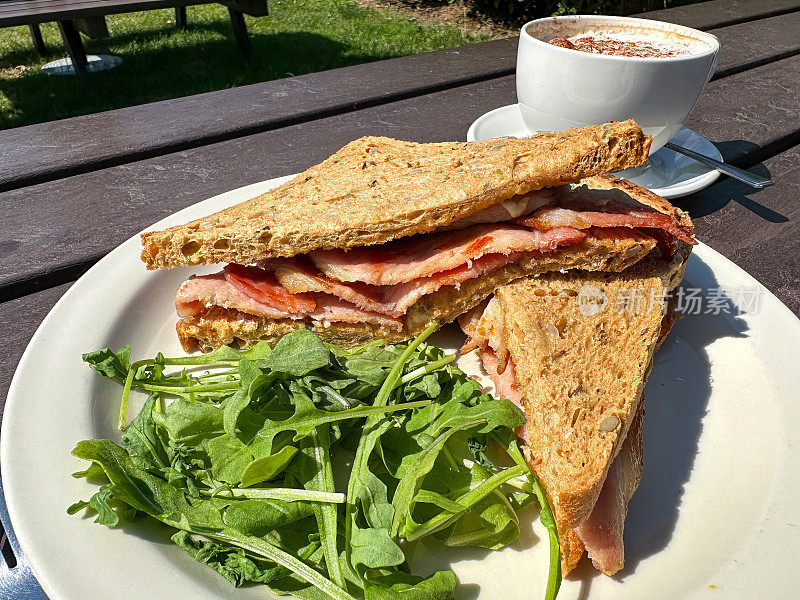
[
  {"x1": 459, "y1": 246, "x2": 689, "y2": 575},
  {"x1": 139, "y1": 121, "x2": 693, "y2": 351}
]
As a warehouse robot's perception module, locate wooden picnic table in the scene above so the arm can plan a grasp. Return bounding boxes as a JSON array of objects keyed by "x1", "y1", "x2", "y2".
[
  {"x1": 0, "y1": 0, "x2": 269, "y2": 85},
  {"x1": 0, "y1": 0, "x2": 798, "y2": 592}
]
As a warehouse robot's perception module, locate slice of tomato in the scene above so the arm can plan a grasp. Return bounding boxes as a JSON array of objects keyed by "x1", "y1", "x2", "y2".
[{"x1": 224, "y1": 264, "x2": 316, "y2": 313}]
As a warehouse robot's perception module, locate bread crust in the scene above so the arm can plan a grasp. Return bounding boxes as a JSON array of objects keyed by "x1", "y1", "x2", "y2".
[
  {"x1": 503, "y1": 273, "x2": 667, "y2": 528},
  {"x1": 500, "y1": 249, "x2": 688, "y2": 574},
  {"x1": 176, "y1": 229, "x2": 659, "y2": 352},
  {"x1": 141, "y1": 121, "x2": 651, "y2": 270}
]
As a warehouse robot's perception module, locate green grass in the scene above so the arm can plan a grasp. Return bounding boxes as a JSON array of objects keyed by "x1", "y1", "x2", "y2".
[{"x1": 0, "y1": 1, "x2": 490, "y2": 129}]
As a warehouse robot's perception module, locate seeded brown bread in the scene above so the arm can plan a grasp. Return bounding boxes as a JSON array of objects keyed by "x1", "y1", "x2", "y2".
[
  {"x1": 141, "y1": 121, "x2": 651, "y2": 270},
  {"x1": 561, "y1": 392, "x2": 648, "y2": 576},
  {"x1": 560, "y1": 300, "x2": 677, "y2": 575},
  {"x1": 176, "y1": 228, "x2": 659, "y2": 352},
  {"x1": 494, "y1": 249, "x2": 688, "y2": 573}
]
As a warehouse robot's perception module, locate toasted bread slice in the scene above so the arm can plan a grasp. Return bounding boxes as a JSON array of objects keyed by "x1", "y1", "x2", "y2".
[
  {"x1": 487, "y1": 249, "x2": 687, "y2": 573},
  {"x1": 560, "y1": 291, "x2": 678, "y2": 575},
  {"x1": 176, "y1": 228, "x2": 658, "y2": 352},
  {"x1": 141, "y1": 121, "x2": 651, "y2": 270}
]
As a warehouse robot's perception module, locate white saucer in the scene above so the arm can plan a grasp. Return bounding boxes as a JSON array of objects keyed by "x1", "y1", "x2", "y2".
[{"x1": 467, "y1": 104, "x2": 722, "y2": 199}]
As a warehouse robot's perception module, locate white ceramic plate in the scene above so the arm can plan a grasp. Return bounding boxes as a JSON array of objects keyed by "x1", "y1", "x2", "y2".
[
  {"x1": 3, "y1": 176, "x2": 799, "y2": 600},
  {"x1": 467, "y1": 104, "x2": 722, "y2": 199}
]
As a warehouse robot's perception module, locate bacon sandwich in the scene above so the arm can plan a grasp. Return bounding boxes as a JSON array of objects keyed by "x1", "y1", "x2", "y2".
[
  {"x1": 139, "y1": 120, "x2": 693, "y2": 351},
  {"x1": 459, "y1": 248, "x2": 689, "y2": 576}
]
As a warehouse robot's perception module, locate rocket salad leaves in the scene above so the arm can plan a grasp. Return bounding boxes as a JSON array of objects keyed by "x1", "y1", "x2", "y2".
[{"x1": 73, "y1": 326, "x2": 561, "y2": 600}]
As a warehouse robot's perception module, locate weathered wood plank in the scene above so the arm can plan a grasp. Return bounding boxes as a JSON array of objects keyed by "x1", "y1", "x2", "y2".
[
  {"x1": 4, "y1": 4, "x2": 798, "y2": 191},
  {"x1": 1, "y1": 53, "x2": 799, "y2": 297},
  {"x1": 0, "y1": 283, "x2": 72, "y2": 423},
  {"x1": 0, "y1": 37, "x2": 518, "y2": 191},
  {"x1": 639, "y1": 0, "x2": 800, "y2": 30},
  {"x1": 676, "y1": 144, "x2": 800, "y2": 316},
  {"x1": 711, "y1": 11, "x2": 800, "y2": 78},
  {"x1": 685, "y1": 54, "x2": 800, "y2": 165},
  {"x1": 0, "y1": 0, "x2": 217, "y2": 27}
]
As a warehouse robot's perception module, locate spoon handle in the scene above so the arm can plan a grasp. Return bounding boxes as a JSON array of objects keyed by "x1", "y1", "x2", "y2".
[{"x1": 664, "y1": 142, "x2": 774, "y2": 189}]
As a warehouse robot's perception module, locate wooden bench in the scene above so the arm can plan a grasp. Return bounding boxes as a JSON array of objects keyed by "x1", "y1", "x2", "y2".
[{"x1": 0, "y1": 0, "x2": 269, "y2": 86}]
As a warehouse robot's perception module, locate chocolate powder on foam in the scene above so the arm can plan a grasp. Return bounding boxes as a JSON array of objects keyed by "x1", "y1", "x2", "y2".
[{"x1": 549, "y1": 35, "x2": 690, "y2": 58}]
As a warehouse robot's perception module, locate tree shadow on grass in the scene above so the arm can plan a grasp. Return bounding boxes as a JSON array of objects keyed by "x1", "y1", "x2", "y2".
[{"x1": 0, "y1": 28, "x2": 396, "y2": 129}]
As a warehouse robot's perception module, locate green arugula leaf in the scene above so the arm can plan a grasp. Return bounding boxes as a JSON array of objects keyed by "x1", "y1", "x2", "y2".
[
  {"x1": 72, "y1": 439, "x2": 353, "y2": 600},
  {"x1": 390, "y1": 420, "x2": 480, "y2": 537},
  {"x1": 88, "y1": 486, "x2": 120, "y2": 527},
  {"x1": 121, "y1": 394, "x2": 169, "y2": 472},
  {"x1": 442, "y1": 490, "x2": 519, "y2": 550},
  {"x1": 223, "y1": 359, "x2": 271, "y2": 438},
  {"x1": 172, "y1": 530, "x2": 285, "y2": 587},
  {"x1": 82, "y1": 345, "x2": 131, "y2": 380},
  {"x1": 222, "y1": 499, "x2": 315, "y2": 537},
  {"x1": 205, "y1": 432, "x2": 278, "y2": 485},
  {"x1": 350, "y1": 525, "x2": 404, "y2": 570},
  {"x1": 287, "y1": 429, "x2": 347, "y2": 589},
  {"x1": 404, "y1": 464, "x2": 527, "y2": 542},
  {"x1": 344, "y1": 325, "x2": 439, "y2": 582},
  {"x1": 389, "y1": 394, "x2": 526, "y2": 539},
  {"x1": 163, "y1": 399, "x2": 225, "y2": 445},
  {"x1": 66, "y1": 500, "x2": 90, "y2": 514},
  {"x1": 72, "y1": 439, "x2": 226, "y2": 531},
  {"x1": 334, "y1": 343, "x2": 400, "y2": 386},
  {"x1": 265, "y1": 330, "x2": 331, "y2": 376},
  {"x1": 363, "y1": 571, "x2": 457, "y2": 600},
  {"x1": 72, "y1": 462, "x2": 108, "y2": 481},
  {"x1": 201, "y1": 341, "x2": 272, "y2": 364},
  {"x1": 240, "y1": 445, "x2": 299, "y2": 488}
]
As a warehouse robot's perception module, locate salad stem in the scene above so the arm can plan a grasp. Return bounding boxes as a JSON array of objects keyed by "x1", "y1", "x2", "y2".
[
  {"x1": 210, "y1": 529, "x2": 357, "y2": 600},
  {"x1": 406, "y1": 464, "x2": 528, "y2": 541},
  {"x1": 118, "y1": 359, "x2": 147, "y2": 430},
  {"x1": 398, "y1": 354, "x2": 456, "y2": 385},
  {"x1": 201, "y1": 487, "x2": 345, "y2": 503},
  {"x1": 139, "y1": 381, "x2": 240, "y2": 394}
]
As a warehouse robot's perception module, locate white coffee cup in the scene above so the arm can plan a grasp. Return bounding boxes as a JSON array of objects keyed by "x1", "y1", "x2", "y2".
[{"x1": 516, "y1": 15, "x2": 720, "y2": 153}]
